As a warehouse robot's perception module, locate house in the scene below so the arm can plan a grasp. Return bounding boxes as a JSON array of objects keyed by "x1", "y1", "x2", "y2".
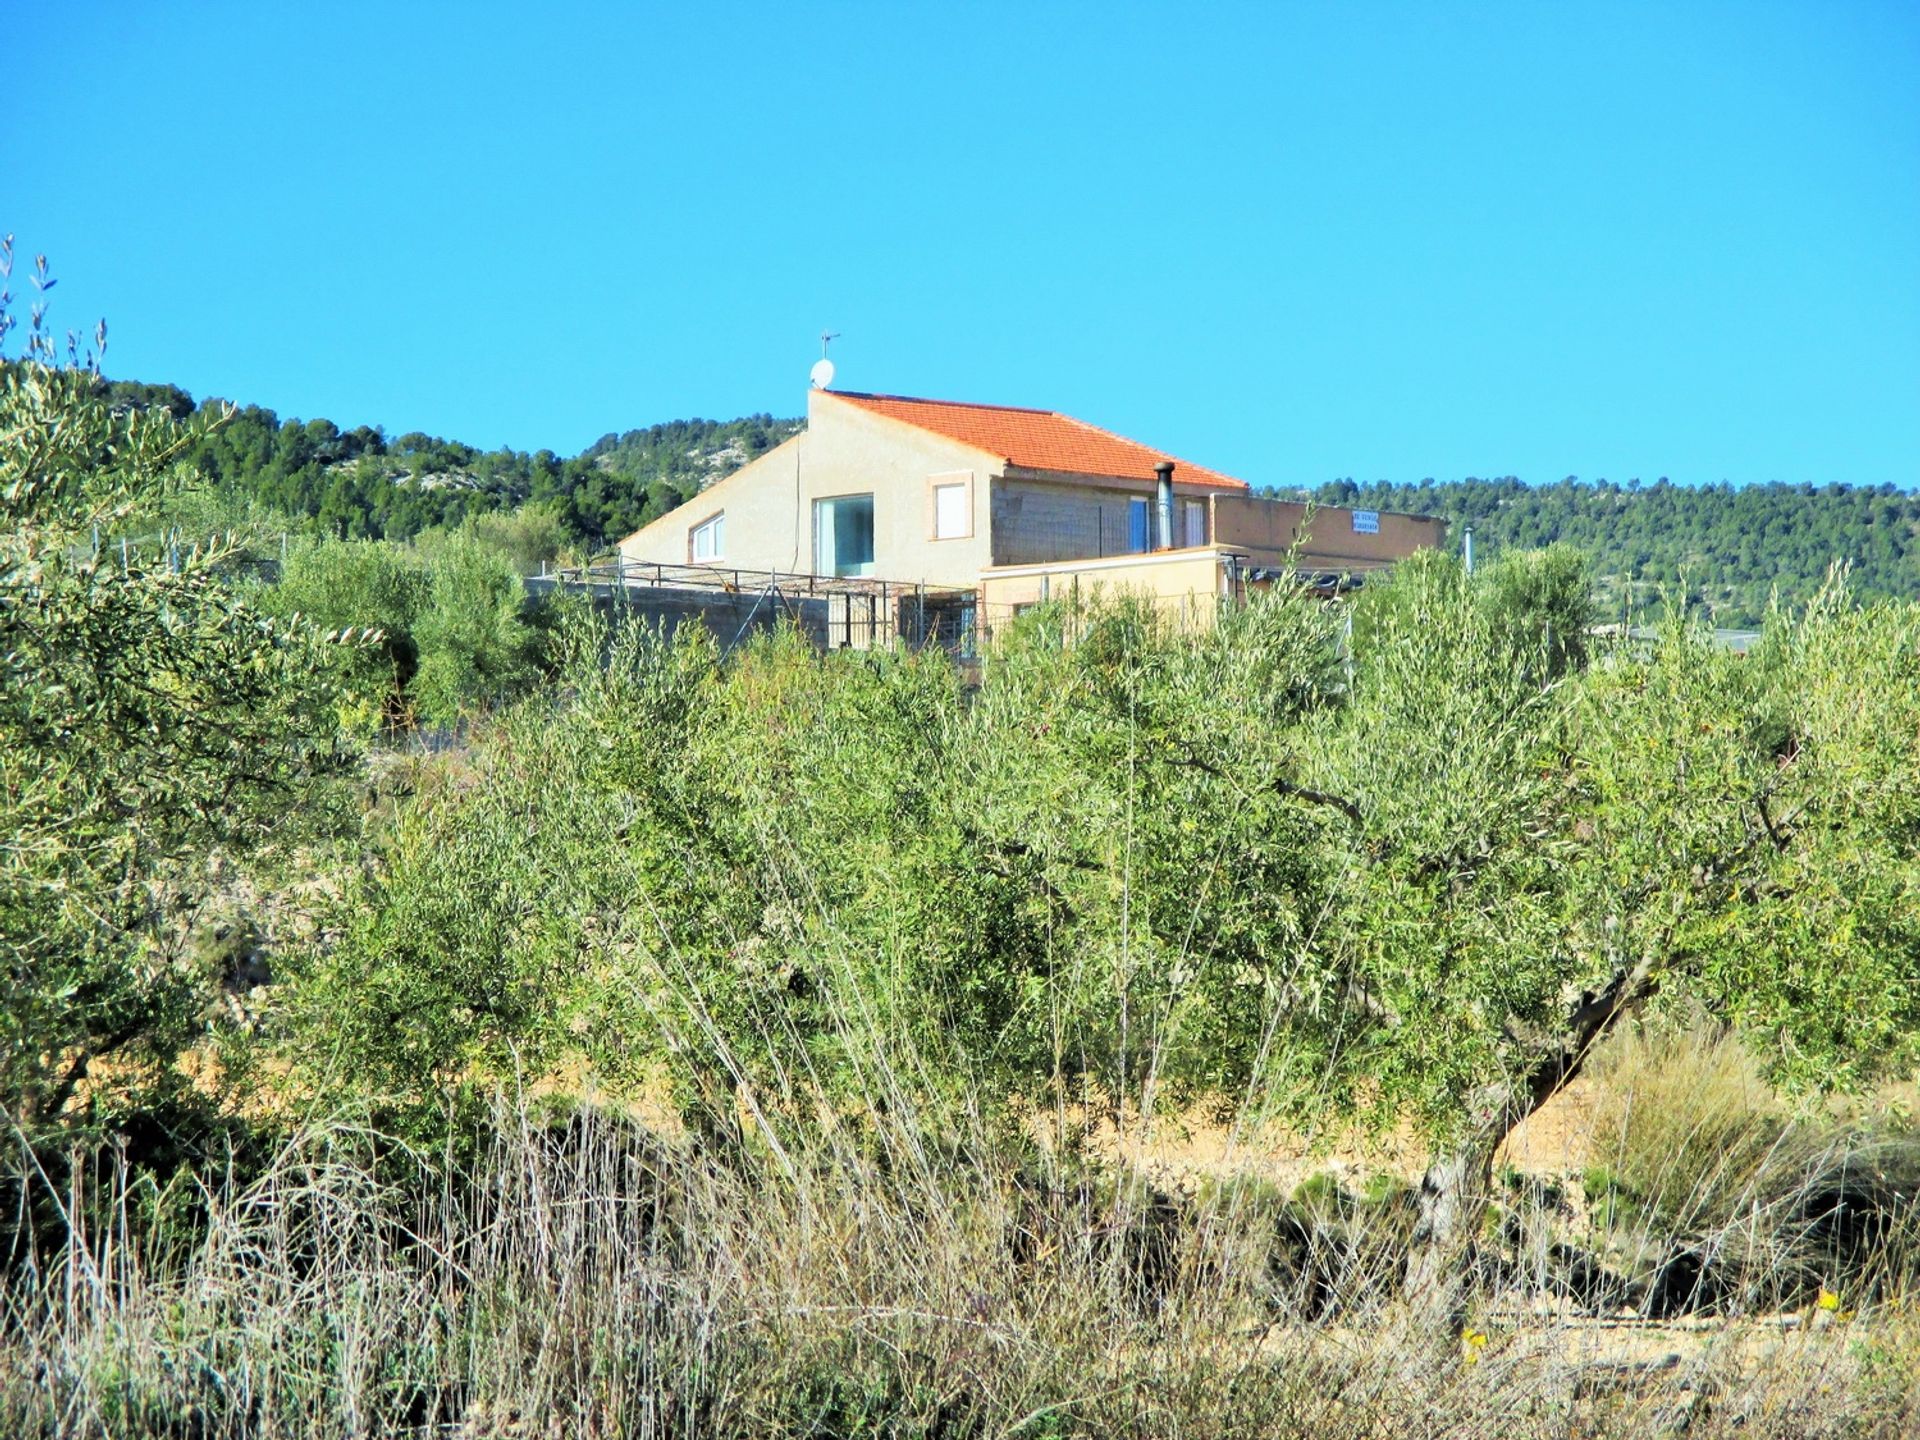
[{"x1": 613, "y1": 381, "x2": 1444, "y2": 645}]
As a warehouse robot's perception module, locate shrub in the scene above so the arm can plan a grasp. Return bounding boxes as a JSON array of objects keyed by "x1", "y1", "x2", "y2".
[
  {"x1": 409, "y1": 529, "x2": 540, "y2": 723},
  {"x1": 1585, "y1": 1022, "x2": 1920, "y2": 1312},
  {"x1": 260, "y1": 530, "x2": 542, "y2": 728},
  {"x1": 0, "y1": 264, "x2": 355, "y2": 1150},
  {"x1": 1586, "y1": 1022, "x2": 1789, "y2": 1229},
  {"x1": 264, "y1": 537, "x2": 426, "y2": 725}
]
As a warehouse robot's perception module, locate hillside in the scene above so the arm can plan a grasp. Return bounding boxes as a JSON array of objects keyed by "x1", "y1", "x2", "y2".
[
  {"x1": 581, "y1": 415, "x2": 802, "y2": 485},
  {"x1": 92, "y1": 374, "x2": 1917, "y2": 620},
  {"x1": 1295, "y1": 474, "x2": 1920, "y2": 625},
  {"x1": 98, "y1": 373, "x2": 800, "y2": 552}
]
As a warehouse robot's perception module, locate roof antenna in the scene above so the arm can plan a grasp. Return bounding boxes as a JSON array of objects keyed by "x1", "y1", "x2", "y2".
[{"x1": 810, "y1": 330, "x2": 840, "y2": 390}]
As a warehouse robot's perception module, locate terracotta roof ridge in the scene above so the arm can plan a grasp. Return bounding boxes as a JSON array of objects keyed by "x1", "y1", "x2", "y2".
[
  {"x1": 828, "y1": 390, "x2": 1055, "y2": 416},
  {"x1": 825, "y1": 387, "x2": 1249, "y2": 491}
]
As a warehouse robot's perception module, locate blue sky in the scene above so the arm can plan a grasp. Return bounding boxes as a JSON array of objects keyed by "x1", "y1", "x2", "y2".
[{"x1": 12, "y1": 1, "x2": 1918, "y2": 489}]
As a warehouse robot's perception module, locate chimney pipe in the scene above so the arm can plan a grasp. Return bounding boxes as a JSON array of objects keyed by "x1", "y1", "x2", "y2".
[{"x1": 1154, "y1": 461, "x2": 1175, "y2": 550}]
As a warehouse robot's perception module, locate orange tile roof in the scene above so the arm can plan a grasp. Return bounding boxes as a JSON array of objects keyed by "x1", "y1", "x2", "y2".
[{"x1": 827, "y1": 391, "x2": 1250, "y2": 492}]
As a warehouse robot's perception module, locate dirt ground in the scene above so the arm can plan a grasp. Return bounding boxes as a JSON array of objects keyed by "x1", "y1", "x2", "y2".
[{"x1": 1065, "y1": 1077, "x2": 1606, "y2": 1196}]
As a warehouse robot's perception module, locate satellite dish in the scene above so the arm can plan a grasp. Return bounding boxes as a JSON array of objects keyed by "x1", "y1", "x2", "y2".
[{"x1": 810, "y1": 357, "x2": 836, "y2": 390}]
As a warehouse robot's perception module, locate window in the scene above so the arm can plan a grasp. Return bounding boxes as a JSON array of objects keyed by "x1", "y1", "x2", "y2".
[
  {"x1": 1183, "y1": 499, "x2": 1207, "y2": 547},
  {"x1": 813, "y1": 494, "x2": 874, "y2": 577},
  {"x1": 690, "y1": 512, "x2": 724, "y2": 562},
  {"x1": 933, "y1": 482, "x2": 969, "y2": 540},
  {"x1": 1127, "y1": 497, "x2": 1150, "y2": 553}
]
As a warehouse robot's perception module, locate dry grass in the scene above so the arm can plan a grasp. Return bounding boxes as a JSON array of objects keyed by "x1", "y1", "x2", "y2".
[
  {"x1": 1585, "y1": 1022, "x2": 1789, "y2": 1227},
  {"x1": 4, "y1": 1069, "x2": 1918, "y2": 1439}
]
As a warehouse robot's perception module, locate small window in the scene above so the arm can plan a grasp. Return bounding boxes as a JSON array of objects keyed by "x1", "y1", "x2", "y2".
[
  {"x1": 690, "y1": 512, "x2": 724, "y2": 562},
  {"x1": 1127, "y1": 498, "x2": 1150, "y2": 553},
  {"x1": 1183, "y1": 499, "x2": 1207, "y2": 547},
  {"x1": 933, "y1": 482, "x2": 969, "y2": 540}
]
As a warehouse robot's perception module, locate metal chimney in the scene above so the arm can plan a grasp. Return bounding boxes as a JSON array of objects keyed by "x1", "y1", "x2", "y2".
[{"x1": 1154, "y1": 461, "x2": 1175, "y2": 550}]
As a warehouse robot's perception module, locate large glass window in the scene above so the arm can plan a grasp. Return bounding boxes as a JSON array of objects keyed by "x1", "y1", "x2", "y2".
[
  {"x1": 814, "y1": 494, "x2": 874, "y2": 577},
  {"x1": 1127, "y1": 497, "x2": 1150, "y2": 553},
  {"x1": 690, "y1": 512, "x2": 724, "y2": 562},
  {"x1": 1183, "y1": 499, "x2": 1207, "y2": 547}
]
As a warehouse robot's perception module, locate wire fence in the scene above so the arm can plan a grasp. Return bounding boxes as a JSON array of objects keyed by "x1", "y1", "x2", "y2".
[{"x1": 75, "y1": 524, "x2": 293, "y2": 578}]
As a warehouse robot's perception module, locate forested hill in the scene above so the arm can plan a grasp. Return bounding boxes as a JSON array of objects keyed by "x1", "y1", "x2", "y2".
[
  {"x1": 1296, "y1": 476, "x2": 1920, "y2": 625},
  {"x1": 97, "y1": 372, "x2": 800, "y2": 552},
  {"x1": 89, "y1": 371, "x2": 1917, "y2": 623},
  {"x1": 581, "y1": 417, "x2": 802, "y2": 484}
]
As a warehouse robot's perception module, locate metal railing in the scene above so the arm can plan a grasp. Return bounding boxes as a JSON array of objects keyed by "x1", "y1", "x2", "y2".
[
  {"x1": 539, "y1": 558, "x2": 979, "y2": 654},
  {"x1": 551, "y1": 557, "x2": 976, "y2": 599}
]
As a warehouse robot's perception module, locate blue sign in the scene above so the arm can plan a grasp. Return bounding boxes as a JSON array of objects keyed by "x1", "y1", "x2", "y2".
[{"x1": 1352, "y1": 509, "x2": 1380, "y2": 534}]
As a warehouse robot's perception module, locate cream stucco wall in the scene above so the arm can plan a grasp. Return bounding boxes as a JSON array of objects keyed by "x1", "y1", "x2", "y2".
[
  {"x1": 1210, "y1": 495, "x2": 1446, "y2": 569},
  {"x1": 616, "y1": 389, "x2": 998, "y2": 589},
  {"x1": 615, "y1": 391, "x2": 1443, "y2": 597},
  {"x1": 980, "y1": 547, "x2": 1230, "y2": 629}
]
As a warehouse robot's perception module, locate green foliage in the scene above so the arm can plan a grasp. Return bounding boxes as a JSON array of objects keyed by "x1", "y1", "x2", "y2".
[
  {"x1": 256, "y1": 532, "x2": 540, "y2": 728},
  {"x1": 1478, "y1": 542, "x2": 1595, "y2": 678},
  {"x1": 408, "y1": 530, "x2": 542, "y2": 724},
  {"x1": 1298, "y1": 474, "x2": 1920, "y2": 626},
  {"x1": 1672, "y1": 593, "x2": 1920, "y2": 1090},
  {"x1": 101, "y1": 374, "x2": 796, "y2": 552},
  {"x1": 1321, "y1": 552, "x2": 1583, "y2": 1130},
  {"x1": 0, "y1": 298, "x2": 352, "y2": 1137},
  {"x1": 462, "y1": 497, "x2": 572, "y2": 575},
  {"x1": 286, "y1": 567, "x2": 1920, "y2": 1164},
  {"x1": 263, "y1": 538, "x2": 427, "y2": 725},
  {"x1": 1350, "y1": 543, "x2": 1593, "y2": 684}
]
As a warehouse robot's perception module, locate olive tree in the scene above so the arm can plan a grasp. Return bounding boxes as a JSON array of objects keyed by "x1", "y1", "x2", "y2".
[
  {"x1": 0, "y1": 250, "x2": 354, "y2": 1143},
  {"x1": 284, "y1": 549, "x2": 1919, "y2": 1316},
  {"x1": 949, "y1": 560, "x2": 1918, "y2": 1305},
  {"x1": 1297, "y1": 558, "x2": 1920, "y2": 1302}
]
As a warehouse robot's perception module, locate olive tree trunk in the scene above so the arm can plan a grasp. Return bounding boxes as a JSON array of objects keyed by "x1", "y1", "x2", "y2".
[{"x1": 1403, "y1": 956, "x2": 1659, "y2": 1329}]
